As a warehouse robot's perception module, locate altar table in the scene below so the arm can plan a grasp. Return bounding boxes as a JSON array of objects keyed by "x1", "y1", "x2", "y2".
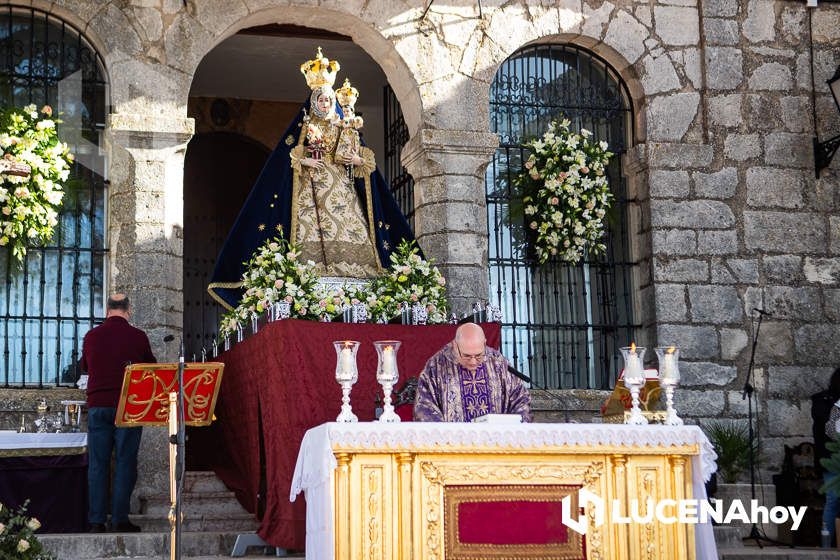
[
  {"x1": 0, "y1": 432, "x2": 88, "y2": 533},
  {"x1": 196, "y1": 319, "x2": 501, "y2": 548},
  {"x1": 291, "y1": 423, "x2": 718, "y2": 560}
]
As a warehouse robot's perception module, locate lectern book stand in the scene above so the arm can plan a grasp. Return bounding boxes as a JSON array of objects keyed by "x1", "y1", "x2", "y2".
[{"x1": 115, "y1": 362, "x2": 224, "y2": 560}]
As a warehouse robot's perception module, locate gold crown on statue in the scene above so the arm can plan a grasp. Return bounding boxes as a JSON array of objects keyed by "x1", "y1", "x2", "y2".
[
  {"x1": 300, "y1": 47, "x2": 340, "y2": 90},
  {"x1": 335, "y1": 78, "x2": 359, "y2": 110}
]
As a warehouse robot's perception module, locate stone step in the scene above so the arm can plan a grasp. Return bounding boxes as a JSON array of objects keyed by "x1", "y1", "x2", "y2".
[
  {"x1": 130, "y1": 513, "x2": 258, "y2": 533},
  {"x1": 140, "y1": 492, "x2": 246, "y2": 516},
  {"x1": 39, "y1": 531, "x2": 244, "y2": 559},
  {"x1": 718, "y1": 547, "x2": 840, "y2": 559},
  {"x1": 715, "y1": 525, "x2": 746, "y2": 548},
  {"x1": 182, "y1": 471, "x2": 230, "y2": 494}
]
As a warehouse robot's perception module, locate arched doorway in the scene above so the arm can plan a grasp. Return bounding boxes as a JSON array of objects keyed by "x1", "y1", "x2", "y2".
[
  {"x1": 183, "y1": 24, "x2": 413, "y2": 356},
  {"x1": 486, "y1": 43, "x2": 637, "y2": 390}
]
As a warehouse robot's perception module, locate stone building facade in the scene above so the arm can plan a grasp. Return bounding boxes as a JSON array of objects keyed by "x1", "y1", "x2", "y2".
[{"x1": 0, "y1": 0, "x2": 839, "y2": 497}]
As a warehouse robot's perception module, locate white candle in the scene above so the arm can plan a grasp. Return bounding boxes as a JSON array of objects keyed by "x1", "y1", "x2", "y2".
[
  {"x1": 340, "y1": 345, "x2": 354, "y2": 375},
  {"x1": 383, "y1": 346, "x2": 395, "y2": 377},
  {"x1": 625, "y1": 351, "x2": 643, "y2": 382}
]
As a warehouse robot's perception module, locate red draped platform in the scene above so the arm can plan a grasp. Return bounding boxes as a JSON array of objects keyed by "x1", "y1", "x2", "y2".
[{"x1": 190, "y1": 319, "x2": 501, "y2": 549}]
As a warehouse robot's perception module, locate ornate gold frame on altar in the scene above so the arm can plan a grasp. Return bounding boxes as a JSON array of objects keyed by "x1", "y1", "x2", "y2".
[
  {"x1": 115, "y1": 363, "x2": 224, "y2": 427},
  {"x1": 601, "y1": 379, "x2": 662, "y2": 423}
]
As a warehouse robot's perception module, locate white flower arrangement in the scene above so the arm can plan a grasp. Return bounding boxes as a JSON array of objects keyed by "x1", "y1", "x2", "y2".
[
  {"x1": 353, "y1": 240, "x2": 448, "y2": 324},
  {"x1": 516, "y1": 119, "x2": 613, "y2": 265},
  {"x1": 219, "y1": 236, "x2": 323, "y2": 335},
  {"x1": 0, "y1": 501, "x2": 54, "y2": 559},
  {"x1": 219, "y1": 238, "x2": 449, "y2": 337},
  {"x1": 0, "y1": 104, "x2": 72, "y2": 262}
]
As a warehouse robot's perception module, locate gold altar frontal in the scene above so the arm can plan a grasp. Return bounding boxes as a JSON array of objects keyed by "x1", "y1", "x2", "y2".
[{"x1": 329, "y1": 435, "x2": 699, "y2": 560}]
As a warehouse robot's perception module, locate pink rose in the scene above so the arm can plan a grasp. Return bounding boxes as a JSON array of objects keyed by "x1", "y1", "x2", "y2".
[
  {"x1": 298, "y1": 308, "x2": 306, "y2": 315},
  {"x1": 550, "y1": 197, "x2": 559, "y2": 205},
  {"x1": 274, "y1": 279, "x2": 284, "y2": 288},
  {"x1": 41, "y1": 105, "x2": 52, "y2": 116},
  {"x1": 285, "y1": 295, "x2": 293, "y2": 303},
  {"x1": 581, "y1": 166, "x2": 589, "y2": 174}
]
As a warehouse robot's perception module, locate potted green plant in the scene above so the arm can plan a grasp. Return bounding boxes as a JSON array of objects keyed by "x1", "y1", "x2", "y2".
[{"x1": 703, "y1": 420, "x2": 758, "y2": 484}]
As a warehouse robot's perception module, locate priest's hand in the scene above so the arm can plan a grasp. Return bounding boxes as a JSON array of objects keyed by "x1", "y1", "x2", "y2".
[{"x1": 300, "y1": 157, "x2": 325, "y2": 169}]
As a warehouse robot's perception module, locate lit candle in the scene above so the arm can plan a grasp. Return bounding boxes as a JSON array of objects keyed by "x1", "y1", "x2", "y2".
[
  {"x1": 625, "y1": 343, "x2": 643, "y2": 382},
  {"x1": 340, "y1": 343, "x2": 354, "y2": 375},
  {"x1": 383, "y1": 346, "x2": 395, "y2": 377}
]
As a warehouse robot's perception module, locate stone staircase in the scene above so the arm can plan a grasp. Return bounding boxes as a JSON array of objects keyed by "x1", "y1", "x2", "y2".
[{"x1": 38, "y1": 471, "x2": 288, "y2": 560}]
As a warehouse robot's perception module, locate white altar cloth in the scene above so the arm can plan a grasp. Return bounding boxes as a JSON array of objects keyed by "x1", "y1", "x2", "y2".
[
  {"x1": 0, "y1": 432, "x2": 87, "y2": 450},
  {"x1": 291, "y1": 422, "x2": 718, "y2": 560}
]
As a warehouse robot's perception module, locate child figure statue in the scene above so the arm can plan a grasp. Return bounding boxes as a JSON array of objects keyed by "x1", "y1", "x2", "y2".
[{"x1": 334, "y1": 78, "x2": 364, "y2": 179}]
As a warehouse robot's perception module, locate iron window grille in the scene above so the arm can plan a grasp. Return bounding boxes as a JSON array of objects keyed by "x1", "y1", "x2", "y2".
[
  {"x1": 0, "y1": 6, "x2": 108, "y2": 387},
  {"x1": 486, "y1": 43, "x2": 638, "y2": 390},
  {"x1": 383, "y1": 84, "x2": 414, "y2": 232}
]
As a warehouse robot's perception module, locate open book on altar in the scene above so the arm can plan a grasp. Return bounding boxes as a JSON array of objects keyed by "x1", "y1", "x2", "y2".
[{"x1": 471, "y1": 414, "x2": 523, "y2": 424}]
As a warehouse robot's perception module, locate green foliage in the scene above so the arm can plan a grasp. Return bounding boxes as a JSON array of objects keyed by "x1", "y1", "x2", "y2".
[
  {"x1": 703, "y1": 420, "x2": 759, "y2": 484},
  {"x1": 0, "y1": 104, "x2": 72, "y2": 261},
  {"x1": 0, "y1": 500, "x2": 54, "y2": 560}
]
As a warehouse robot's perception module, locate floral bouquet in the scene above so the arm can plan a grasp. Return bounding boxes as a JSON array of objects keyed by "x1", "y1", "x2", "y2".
[
  {"x1": 0, "y1": 104, "x2": 72, "y2": 262},
  {"x1": 0, "y1": 501, "x2": 54, "y2": 559},
  {"x1": 359, "y1": 240, "x2": 448, "y2": 324},
  {"x1": 219, "y1": 236, "x2": 323, "y2": 337},
  {"x1": 515, "y1": 118, "x2": 613, "y2": 265}
]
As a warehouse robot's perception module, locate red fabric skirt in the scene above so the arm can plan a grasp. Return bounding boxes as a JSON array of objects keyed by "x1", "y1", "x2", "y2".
[{"x1": 191, "y1": 319, "x2": 500, "y2": 548}]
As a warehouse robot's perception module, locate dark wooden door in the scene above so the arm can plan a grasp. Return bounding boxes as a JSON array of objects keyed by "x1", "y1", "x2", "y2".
[{"x1": 183, "y1": 132, "x2": 269, "y2": 359}]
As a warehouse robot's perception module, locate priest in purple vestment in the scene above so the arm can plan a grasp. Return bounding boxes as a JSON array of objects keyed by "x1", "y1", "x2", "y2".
[{"x1": 413, "y1": 323, "x2": 532, "y2": 422}]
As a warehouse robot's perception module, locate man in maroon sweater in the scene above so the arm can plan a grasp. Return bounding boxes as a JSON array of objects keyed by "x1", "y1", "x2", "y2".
[{"x1": 81, "y1": 294, "x2": 156, "y2": 533}]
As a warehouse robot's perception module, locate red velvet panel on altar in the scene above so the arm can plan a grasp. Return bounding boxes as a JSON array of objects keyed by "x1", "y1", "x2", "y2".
[
  {"x1": 445, "y1": 485, "x2": 585, "y2": 559},
  {"x1": 193, "y1": 319, "x2": 500, "y2": 549}
]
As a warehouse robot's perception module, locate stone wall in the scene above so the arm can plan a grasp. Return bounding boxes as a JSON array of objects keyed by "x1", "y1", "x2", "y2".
[{"x1": 2, "y1": 0, "x2": 836, "y2": 492}]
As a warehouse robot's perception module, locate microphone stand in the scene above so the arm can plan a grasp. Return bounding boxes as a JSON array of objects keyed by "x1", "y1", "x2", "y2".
[
  {"x1": 741, "y1": 309, "x2": 787, "y2": 548},
  {"x1": 508, "y1": 365, "x2": 577, "y2": 417},
  {"x1": 169, "y1": 340, "x2": 186, "y2": 560}
]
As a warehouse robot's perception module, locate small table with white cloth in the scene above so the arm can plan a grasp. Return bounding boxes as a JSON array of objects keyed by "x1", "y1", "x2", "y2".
[
  {"x1": 291, "y1": 422, "x2": 718, "y2": 560},
  {"x1": 0, "y1": 432, "x2": 88, "y2": 533}
]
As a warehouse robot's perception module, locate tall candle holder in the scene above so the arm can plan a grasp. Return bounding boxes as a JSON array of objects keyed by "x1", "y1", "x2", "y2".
[
  {"x1": 655, "y1": 346, "x2": 683, "y2": 425},
  {"x1": 619, "y1": 344, "x2": 648, "y2": 425},
  {"x1": 333, "y1": 341, "x2": 360, "y2": 422},
  {"x1": 373, "y1": 340, "x2": 401, "y2": 422}
]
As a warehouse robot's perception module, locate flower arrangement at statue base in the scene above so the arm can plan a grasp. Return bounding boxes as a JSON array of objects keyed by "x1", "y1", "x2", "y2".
[
  {"x1": 516, "y1": 118, "x2": 613, "y2": 265},
  {"x1": 0, "y1": 104, "x2": 72, "y2": 262},
  {"x1": 219, "y1": 237, "x2": 448, "y2": 337},
  {"x1": 0, "y1": 501, "x2": 54, "y2": 559}
]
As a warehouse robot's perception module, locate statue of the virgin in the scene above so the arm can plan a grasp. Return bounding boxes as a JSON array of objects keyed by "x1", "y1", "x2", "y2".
[{"x1": 208, "y1": 48, "x2": 416, "y2": 309}]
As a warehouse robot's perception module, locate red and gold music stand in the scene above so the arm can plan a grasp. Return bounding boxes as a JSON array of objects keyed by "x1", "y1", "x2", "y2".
[
  {"x1": 115, "y1": 363, "x2": 223, "y2": 428},
  {"x1": 115, "y1": 362, "x2": 224, "y2": 560}
]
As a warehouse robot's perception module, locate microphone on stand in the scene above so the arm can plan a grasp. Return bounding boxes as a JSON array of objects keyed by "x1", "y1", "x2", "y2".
[{"x1": 507, "y1": 364, "x2": 573, "y2": 413}]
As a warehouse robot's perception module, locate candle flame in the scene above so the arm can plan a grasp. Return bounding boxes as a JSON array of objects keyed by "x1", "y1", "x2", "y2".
[
  {"x1": 344, "y1": 341, "x2": 353, "y2": 348},
  {"x1": 630, "y1": 342, "x2": 636, "y2": 352},
  {"x1": 667, "y1": 346, "x2": 676, "y2": 354},
  {"x1": 385, "y1": 345, "x2": 393, "y2": 351}
]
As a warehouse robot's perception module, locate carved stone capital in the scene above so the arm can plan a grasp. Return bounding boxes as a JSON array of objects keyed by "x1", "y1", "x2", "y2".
[{"x1": 401, "y1": 128, "x2": 499, "y2": 180}]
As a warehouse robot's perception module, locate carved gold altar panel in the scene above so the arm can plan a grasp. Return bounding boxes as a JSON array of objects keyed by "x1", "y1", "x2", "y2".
[{"x1": 330, "y1": 443, "x2": 699, "y2": 560}]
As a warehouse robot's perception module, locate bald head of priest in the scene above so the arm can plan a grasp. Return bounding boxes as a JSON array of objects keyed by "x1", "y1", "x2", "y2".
[{"x1": 413, "y1": 323, "x2": 531, "y2": 423}]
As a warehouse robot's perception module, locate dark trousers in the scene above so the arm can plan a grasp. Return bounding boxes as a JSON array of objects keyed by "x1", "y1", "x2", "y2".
[{"x1": 87, "y1": 407, "x2": 142, "y2": 525}]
